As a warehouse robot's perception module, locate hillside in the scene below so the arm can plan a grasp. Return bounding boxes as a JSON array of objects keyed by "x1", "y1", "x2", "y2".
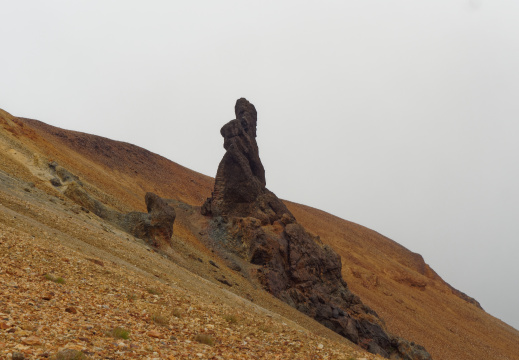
[
  {"x1": 1, "y1": 107, "x2": 518, "y2": 359},
  {"x1": 285, "y1": 202, "x2": 519, "y2": 359}
]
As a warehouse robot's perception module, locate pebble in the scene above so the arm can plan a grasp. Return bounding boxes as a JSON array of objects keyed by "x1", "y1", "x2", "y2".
[
  {"x1": 65, "y1": 306, "x2": 77, "y2": 314},
  {"x1": 12, "y1": 352, "x2": 25, "y2": 360},
  {"x1": 148, "y1": 330, "x2": 163, "y2": 339},
  {"x1": 22, "y1": 336, "x2": 41, "y2": 346}
]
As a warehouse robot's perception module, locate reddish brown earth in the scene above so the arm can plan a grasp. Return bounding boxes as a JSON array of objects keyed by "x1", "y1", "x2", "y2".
[{"x1": 1, "y1": 107, "x2": 518, "y2": 359}]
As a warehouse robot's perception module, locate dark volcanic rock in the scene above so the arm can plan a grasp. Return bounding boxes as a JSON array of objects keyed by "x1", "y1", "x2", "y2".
[
  {"x1": 122, "y1": 192, "x2": 177, "y2": 247},
  {"x1": 202, "y1": 98, "x2": 294, "y2": 225},
  {"x1": 50, "y1": 177, "x2": 62, "y2": 187},
  {"x1": 64, "y1": 182, "x2": 176, "y2": 248},
  {"x1": 202, "y1": 98, "x2": 431, "y2": 360}
]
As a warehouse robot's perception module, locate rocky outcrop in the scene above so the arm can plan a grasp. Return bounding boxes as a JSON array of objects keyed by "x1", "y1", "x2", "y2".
[
  {"x1": 64, "y1": 181, "x2": 175, "y2": 248},
  {"x1": 202, "y1": 98, "x2": 431, "y2": 360},
  {"x1": 48, "y1": 161, "x2": 81, "y2": 187},
  {"x1": 202, "y1": 98, "x2": 294, "y2": 225},
  {"x1": 121, "y1": 192, "x2": 177, "y2": 247}
]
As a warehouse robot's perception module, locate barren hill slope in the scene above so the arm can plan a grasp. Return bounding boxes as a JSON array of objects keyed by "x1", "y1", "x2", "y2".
[
  {"x1": 0, "y1": 111, "x2": 379, "y2": 359},
  {"x1": 1, "y1": 108, "x2": 518, "y2": 359}
]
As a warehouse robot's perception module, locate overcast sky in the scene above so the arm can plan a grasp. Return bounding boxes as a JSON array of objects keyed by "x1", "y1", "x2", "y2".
[{"x1": 2, "y1": 1, "x2": 518, "y2": 330}]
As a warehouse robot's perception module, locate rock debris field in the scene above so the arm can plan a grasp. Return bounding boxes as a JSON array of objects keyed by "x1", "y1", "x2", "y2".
[{"x1": 0, "y1": 222, "x2": 381, "y2": 360}]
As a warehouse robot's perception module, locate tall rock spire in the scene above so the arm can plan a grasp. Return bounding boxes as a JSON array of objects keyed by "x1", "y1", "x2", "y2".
[{"x1": 202, "y1": 98, "x2": 293, "y2": 225}]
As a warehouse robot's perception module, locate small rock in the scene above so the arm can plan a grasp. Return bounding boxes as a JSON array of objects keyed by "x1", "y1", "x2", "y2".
[
  {"x1": 22, "y1": 336, "x2": 42, "y2": 345},
  {"x1": 332, "y1": 307, "x2": 339, "y2": 318},
  {"x1": 50, "y1": 177, "x2": 62, "y2": 187},
  {"x1": 317, "y1": 343, "x2": 324, "y2": 350},
  {"x1": 228, "y1": 262, "x2": 242, "y2": 272},
  {"x1": 216, "y1": 277, "x2": 232, "y2": 286},
  {"x1": 53, "y1": 349, "x2": 85, "y2": 359},
  {"x1": 0, "y1": 322, "x2": 9, "y2": 329},
  {"x1": 148, "y1": 330, "x2": 163, "y2": 339},
  {"x1": 65, "y1": 306, "x2": 77, "y2": 314},
  {"x1": 12, "y1": 352, "x2": 25, "y2": 360},
  {"x1": 87, "y1": 258, "x2": 104, "y2": 267},
  {"x1": 11, "y1": 352, "x2": 25, "y2": 360}
]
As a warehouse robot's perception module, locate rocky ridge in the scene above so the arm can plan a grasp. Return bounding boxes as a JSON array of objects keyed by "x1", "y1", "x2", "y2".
[{"x1": 201, "y1": 98, "x2": 431, "y2": 359}]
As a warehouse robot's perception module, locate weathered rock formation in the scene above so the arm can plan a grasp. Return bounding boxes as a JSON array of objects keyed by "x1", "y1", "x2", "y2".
[
  {"x1": 201, "y1": 98, "x2": 294, "y2": 225},
  {"x1": 64, "y1": 180, "x2": 176, "y2": 248},
  {"x1": 48, "y1": 161, "x2": 82, "y2": 188},
  {"x1": 202, "y1": 98, "x2": 432, "y2": 360},
  {"x1": 123, "y1": 192, "x2": 177, "y2": 247}
]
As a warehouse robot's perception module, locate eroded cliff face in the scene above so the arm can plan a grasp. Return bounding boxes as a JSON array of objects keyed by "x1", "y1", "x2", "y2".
[{"x1": 202, "y1": 98, "x2": 431, "y2": 359}]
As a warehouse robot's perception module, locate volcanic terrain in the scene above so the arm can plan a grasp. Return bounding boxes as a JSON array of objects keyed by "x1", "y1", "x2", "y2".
[{"x1": 0, "y1": 103, "x2": 518, "y2": 360}]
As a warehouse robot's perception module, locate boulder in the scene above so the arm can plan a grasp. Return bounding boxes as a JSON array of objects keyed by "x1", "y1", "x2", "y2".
[{"x1": 122, "y1": 192, "x2": 176, "y2": 247}]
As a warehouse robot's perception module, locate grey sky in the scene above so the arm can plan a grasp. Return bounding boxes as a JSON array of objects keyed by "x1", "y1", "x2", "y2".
[{"x1": 2, "y1": 1, "x2": 518, "y2": 330}]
